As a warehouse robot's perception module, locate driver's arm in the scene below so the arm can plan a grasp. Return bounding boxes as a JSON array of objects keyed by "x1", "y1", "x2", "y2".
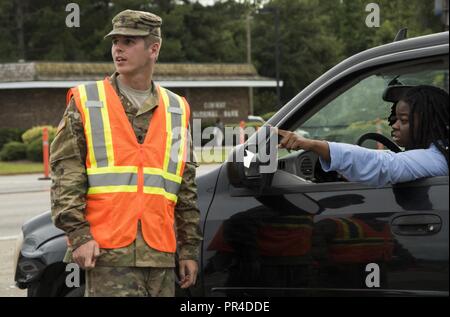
[
  {"x1": 278, "y1": 129, "x2": 330, "y2": 162},
  {"x1": 277, "y1": 129, "x2": 448, "y2": 187}
]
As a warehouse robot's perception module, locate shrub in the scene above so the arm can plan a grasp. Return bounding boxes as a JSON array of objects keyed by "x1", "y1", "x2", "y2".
[
  {"x1": 0, "y1": 128, "x2": 25, "y2": 151},
  {"x1": 261, "y1": 111, "x2": 276, "y2": 121},
  {"x1": 20, "y1": 126, "x2": 57, "y2": 162},
  {"x1": 26, "y1": 139, "x2": 45, "y2": 162},
  {"x1": 22, "y1": 126, "x2": 57, "y2": 145},
  {"x1": 0, "y1": 141, "x2": 27, "y2": 161}
]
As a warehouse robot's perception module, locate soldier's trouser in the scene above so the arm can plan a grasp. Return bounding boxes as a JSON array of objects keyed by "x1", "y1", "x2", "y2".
[{"x1": 85, "y1": 266, "x2": 175, "y2": 297}]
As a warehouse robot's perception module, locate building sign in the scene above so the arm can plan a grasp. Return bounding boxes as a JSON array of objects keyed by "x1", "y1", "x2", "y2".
[
  {"x1": 193, "y1": 110, "x2": 219, "y2": 118},
  {"x1": 223, "y1": 110, "x2": 239, "y2": 117},
  {"x1": 193, "y1": 101, "x2": 240, "y2": 119},
  {"x1": 204, "y1": 102, "x2": 226, "y2": 110}
]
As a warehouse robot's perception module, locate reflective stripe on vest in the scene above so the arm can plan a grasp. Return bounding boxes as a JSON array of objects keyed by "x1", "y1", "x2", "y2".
[
  {"x1": 79, "y1": 81, "x2": 114, "y2": 168},
  {"x1": 143, "y1": 167, "x2": 182, "y2": 203},
  {"x1": 332, "y1": 218, "x2": 391, "y2": 245},
  {"x1": 159, "y1": 87, "x2": 188, "y2": 176},
  {"x1": 87, "y1": 166, "x2": 138, "y2": 194},
  {"x1": 328, "y1": 218, "x2": 394, "y2": 263},
  {"x1": 334, "y1": 218, "x2": 364, "y2": 241},
  {"x1": 77, "y1": 81, "x2": 187, "y2": 201}
]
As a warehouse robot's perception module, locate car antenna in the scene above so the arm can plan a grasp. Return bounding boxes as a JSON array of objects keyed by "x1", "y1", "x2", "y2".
[{"x1": 393, "y1": 28, "x2": 408, "y2": 42}]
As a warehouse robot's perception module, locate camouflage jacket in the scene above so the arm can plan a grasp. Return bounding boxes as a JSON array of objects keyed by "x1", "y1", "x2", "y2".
[{"x1": 50, "y1": 73, "x2": 202, "y2": 267}]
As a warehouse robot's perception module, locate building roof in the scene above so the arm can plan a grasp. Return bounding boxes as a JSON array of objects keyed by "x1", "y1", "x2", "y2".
[{"x1": 0, "y1": 62, "x2": 282, "y2": 89}]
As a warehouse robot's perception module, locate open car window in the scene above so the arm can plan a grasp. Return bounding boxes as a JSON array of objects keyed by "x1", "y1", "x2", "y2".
[
  {"x1": 300, "y1": 75, "x2": 392, "y2": 147},
  {"x1": 275, "y1": 57, "x2": 448, "y2": 185},
  {"x1": 277, "y1": 57, "x2": 449, "y2": 161},
  {"x1": 300, "y1": 68, "x2": 448, "y2": 147}
]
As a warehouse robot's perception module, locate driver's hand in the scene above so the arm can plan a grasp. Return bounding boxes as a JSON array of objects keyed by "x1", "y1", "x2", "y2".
[{"x1": 278, "y1": 129, "x2": 308, "y2": 151}]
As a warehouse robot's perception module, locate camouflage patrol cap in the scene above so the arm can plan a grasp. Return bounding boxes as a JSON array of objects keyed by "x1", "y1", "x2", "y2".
[{"x1": 104, "y1": 9, "x2": 162, "y2": 39}]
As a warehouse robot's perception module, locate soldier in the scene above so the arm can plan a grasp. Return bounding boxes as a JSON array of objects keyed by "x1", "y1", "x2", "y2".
[{"x1": 50, "y1": 9, "x2": 202, "y2": 297}]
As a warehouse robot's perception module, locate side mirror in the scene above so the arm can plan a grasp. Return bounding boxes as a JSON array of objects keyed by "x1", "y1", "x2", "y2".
[{"x1": 227, "y1": 126, "x2": 279, "y2": 192}]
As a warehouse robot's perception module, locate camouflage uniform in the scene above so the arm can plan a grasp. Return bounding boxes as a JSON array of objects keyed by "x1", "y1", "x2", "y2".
[{"x1": 50, "y1": 10, "x2": 202, "y2": 297}]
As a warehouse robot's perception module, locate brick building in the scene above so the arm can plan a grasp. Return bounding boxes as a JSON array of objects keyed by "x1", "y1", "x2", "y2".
[{"x1": 0, "y1": 62, "x2": 279, "y2": 130}]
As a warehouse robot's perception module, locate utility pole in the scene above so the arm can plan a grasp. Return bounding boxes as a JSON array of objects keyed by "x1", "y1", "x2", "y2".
[
  {"x1": 246, "y1": 13, "x2": 252, "y2": 64},
  {"x1": 258, "y1": 6, "x2": 281, "y2": 108},
  {"x1": 15, "y1": 0, "x2": 26, "y2": 61},
  {"x1": 274, "y1": 7, "x2": 280, "y2": 108},
  {"x1": 246, "y1": 13, "x2": 254, "y2": 115}
]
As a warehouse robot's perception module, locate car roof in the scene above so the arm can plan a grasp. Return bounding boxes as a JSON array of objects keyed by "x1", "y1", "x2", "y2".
[{"x1": 326, "y1": 32, "x2": 448, "y2": 76}]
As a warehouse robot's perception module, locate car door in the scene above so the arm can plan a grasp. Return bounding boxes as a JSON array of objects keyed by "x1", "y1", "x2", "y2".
[{"x1": 201, "y1": 53, "x2": 449, "y2": 297}]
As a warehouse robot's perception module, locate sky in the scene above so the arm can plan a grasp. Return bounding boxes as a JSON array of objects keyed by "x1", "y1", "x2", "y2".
[{"x1": 193, "y1": 0, "x2": 218, "y2": 5}]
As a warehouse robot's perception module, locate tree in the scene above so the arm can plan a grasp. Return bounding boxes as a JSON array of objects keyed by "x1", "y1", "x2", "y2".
[
  {"x1": 252, "y1": 0, "x2": 344, "y2": 112},
  {"x1": 0, "y1": 0, "x2": 19, "y2": 62}
]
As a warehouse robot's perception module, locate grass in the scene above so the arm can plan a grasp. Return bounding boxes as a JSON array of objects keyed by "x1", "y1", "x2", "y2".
[
  {"x1": 0, "y1": 161, "x2": 44, "y2": 175},
  {"x1": 0, "y1": 148, "x2": 232, "y2": 176},
  {"x1": 194, "y1": 147, "x2": 233, "y2": 164}
]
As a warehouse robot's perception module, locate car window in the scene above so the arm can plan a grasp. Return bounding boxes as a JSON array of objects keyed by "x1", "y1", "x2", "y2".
[
  {"x1": 299, "y1": 68, "x2": 448, "y2": 147},
  {"x1": 300, "y1": 75, "x2": 392, "y2": 146},
  {"x1": 276, "y1": 64, "x2": 448, "y2": 161}
]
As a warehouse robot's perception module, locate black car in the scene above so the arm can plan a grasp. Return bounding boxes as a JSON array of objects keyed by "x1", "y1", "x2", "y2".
[{"x1": 14, "y1": 31, "x2": 449, "y2": 297}]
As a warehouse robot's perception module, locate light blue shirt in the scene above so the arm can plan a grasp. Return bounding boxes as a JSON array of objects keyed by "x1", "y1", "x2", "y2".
[{"x1": 319, "y1": 142, "x2": 448, "y2": 187}]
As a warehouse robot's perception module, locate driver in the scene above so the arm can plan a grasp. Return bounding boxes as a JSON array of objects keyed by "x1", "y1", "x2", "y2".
[{"x1": 278, "y1": 85, "x2": 449, "y2": 187}]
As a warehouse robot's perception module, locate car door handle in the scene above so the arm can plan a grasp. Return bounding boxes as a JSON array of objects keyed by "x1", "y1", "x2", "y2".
[{"x1": 391, "y1": 214, "x2": 442, "y2": 236}]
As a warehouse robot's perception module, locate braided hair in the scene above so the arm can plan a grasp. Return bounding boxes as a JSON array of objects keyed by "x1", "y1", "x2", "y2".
[{"x1": 388, "y1": 85, "x2": 449, "y2": 164}]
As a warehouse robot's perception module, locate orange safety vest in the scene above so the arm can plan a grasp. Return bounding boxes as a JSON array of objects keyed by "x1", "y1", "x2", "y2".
[
  {"x1": 257, "y1": 215, "x2": 313, "y2": 256},
  {"x1": 328, "y1": 217, "x2": 394, "y2": 264},
  {"x1": 67, "y1": 78, "x2": 190, "y2": 252}
]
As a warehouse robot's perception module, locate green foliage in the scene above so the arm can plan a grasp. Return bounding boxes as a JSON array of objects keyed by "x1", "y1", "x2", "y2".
[
  {"x1": 22, "y1": 126, "x2": 57, "y2": 145},
  {"x1": 261, "y1": 111, "x2": 276, "y2": 121},
  {"x1": 225, "y1": 121, "x2": 262, "y2": 129},
  {"x1": 0, "y1": 0, "x2": 17, "y2": 62},
  {"x1": 254, "y1": 90, "x2": 278, "y2": 115},
  {"x1": 0, "y1": 161, "x2": 43, "y2": 175},
  {"x1": 0, "y1": 0, "x2": 443, "y2": 109},
  {"x1": 0, "y1": 128, "x2": 25, "y2": 151},
  {"x1": 253, "y1": 0, "x2": 345, "y2": 107},
  {"x1": 0, "y1": 141, "x2": 27, "y2": 161},
  {"x1": 334, "y1": 119, "x2": 391, "y2": 146},
  {"x1": 26, "y1": 139, "x2": 44, "y2": 162},
  {"x1": 318, "y1": 0, "x2": 443, "y2": 57},
  {"x1": 18, "y1": 126, "x2": 57, "y2": 162}
]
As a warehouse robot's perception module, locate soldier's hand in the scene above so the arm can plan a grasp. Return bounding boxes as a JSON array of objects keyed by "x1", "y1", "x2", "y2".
[
  {"x1": 178, "y1": 260, "x2": 198, "y2": 289},
  {"x1": 73, "y1": 240, "x2": 100, "y2": 270}
]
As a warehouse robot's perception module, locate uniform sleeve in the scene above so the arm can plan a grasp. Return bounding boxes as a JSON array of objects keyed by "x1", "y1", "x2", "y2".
[
  {"x1": 319, "y1": 142, "x2": 448, "y2": 187},
  {"x1": 174, "y1": 127, "x2": 203, "y2": 261},
  {"x1": 50, "y1": 98, "x2": 93, "y2": 250}
]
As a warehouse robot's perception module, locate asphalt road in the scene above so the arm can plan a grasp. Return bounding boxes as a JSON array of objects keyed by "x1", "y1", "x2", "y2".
[
  {"x1": 0, "y1": 174, "x2": 51, "y2": 297},
  {"x1": 0, "y1": 164, "x2": 221, "y2": 297}
]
